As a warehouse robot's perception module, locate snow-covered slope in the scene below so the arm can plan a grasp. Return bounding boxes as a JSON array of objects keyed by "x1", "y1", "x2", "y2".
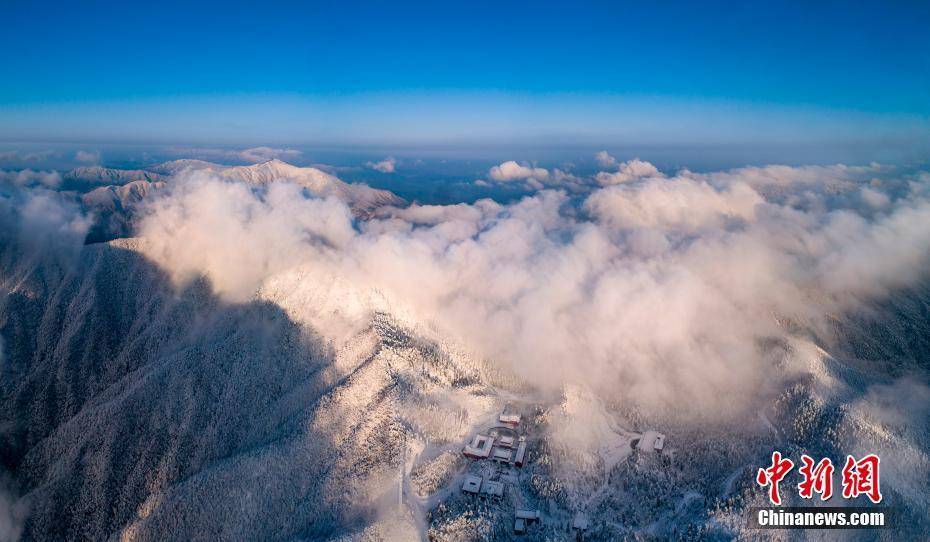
[
  {"x1": 0, "y1": 233, "x2": 502, "y2": 540},
  {"x1": 149, "y1": 159, "x2": 404, "y2": 214},
  {"x1": 64, "y1": 166, "x2": 166, "y2": 187},
  {"x1": 3, "y1": 223, "x2": 928, "y2": 540},
  {"x1": 146, "y1": 159, "x2": 218, "y2": 175},
  {"x1": 82, "y1": 179, "x2": 166, "y2": 210},
  {"x1": 81, "y1": 180, "x2": 167, "y2": 243},
  {"x1": 72, "y1": 159, "x2": 404, "y2": 244}
]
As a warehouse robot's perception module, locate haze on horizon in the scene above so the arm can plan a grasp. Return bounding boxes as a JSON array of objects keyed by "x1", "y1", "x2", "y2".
[{"x1": 1, "y1": 0, "x2": 929, "y2": 167}]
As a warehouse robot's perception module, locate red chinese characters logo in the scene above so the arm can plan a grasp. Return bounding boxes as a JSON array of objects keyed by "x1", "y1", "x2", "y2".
[
  {"x1": 757, "y1": 451, "x2": 794, "y2": 505},
  {"x1": 797, "y1": 455, "x2": 834, "y2": 500},
  {"x1": 841, "y1": 454, "x2": 882, "y2": 504},
  {"x1": 759, "y1": 452, "x2": 882, "y2": 505}
]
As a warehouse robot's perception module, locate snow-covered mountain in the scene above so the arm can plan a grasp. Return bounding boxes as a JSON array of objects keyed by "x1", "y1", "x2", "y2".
[
  {"x1": 146, "y1": 159, "x2": 218, "y2": 175},
  {"x1": 0, "y1": 233, "x2": 504, "y2": 540},
  {"x1": 2, "y1": 228, "x2": 928, "y2": 540},
  {"x1": 2, "y1": 159, "x2": 929, "y2": 541},
  {"x1": 81, "y1": 180, "x2": 167, "y2": 243},
  {"x1": 69, "y1": 159, "x2": 405, "y2": 244},
  {"x1": 63, "y1": 166, "x2": 166, "y2": 187},
  {"x1": 82, "y1": 179, "x2": 166, "y2": 210},
  {"x1": 147, "y1": 159, "x2": 404, "y2": 214}
]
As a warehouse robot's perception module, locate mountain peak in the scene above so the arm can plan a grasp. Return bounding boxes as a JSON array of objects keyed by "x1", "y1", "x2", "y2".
[{"x1": 251, "y1": 158, "x2": 298, "y2": 171}]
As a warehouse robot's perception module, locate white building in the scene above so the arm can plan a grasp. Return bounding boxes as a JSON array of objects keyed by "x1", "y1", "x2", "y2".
[
  {"x1": 653, "y1": 433, "x2": 665, "y2": 452},
  {"x1": 637, "y1": 430, "x2": 666, "y2": 453},
  {"x1": 499, "y1": 413, "x2": 521, "y2": 428},
  {"x1": 463, "y1": 434, "x2": 494, "y2": 459}
]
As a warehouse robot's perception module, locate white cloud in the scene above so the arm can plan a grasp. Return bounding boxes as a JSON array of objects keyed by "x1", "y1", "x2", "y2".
[
  {"x1": 138, "y1": 172, "x2": 355, "y2": 301},
  {"x1": 480, "y1": 162, "x2": 584, "y2": 192},
  {"x1": 236, "y1": 146, "x2": 301, "y2": 163},
  {"x1": 860, "y1": 186, "x2": 891, "y2": 209},
  {"x1": 0, "y1": 169, "x2": 62, "y2": 188},
  {"x1": 132, "y1": 162, "x2": 930, "y2": 421},
  {"x1": 0, "y1": 481, "x2": 25, "y2": 542},
  {"x1": 366, "y1": 156, "x2": 397, "y2": 173},
  {"x1": 595, "y1": 150, "x2": 618, "y2": 168},
  {"x1": 19, "y1": 191, "x2": 93, "y2": 241},
  {"x1": 584, "y1": 175, "x2": 762, "y2": 232},
  {"x1": 488, "y1": 160, "x2": 548, "y2": 182},
  {"x1": 848, "y1": 378, "x2": 930, "y2": 508},
  {"x1": 0, "y1": 150, "x2": 56, "y2": 163},
  {"x1": 482, "y1": 160, "x2": 583, "y2": 191},
  {"x1": 164, "y1": 146, "x2": 302, "y2": 164},
  {"x1": 75, "y1": 150, "x2": 100, "y2": 164},
  {"x1": 0, "y1": 184, "x2": 92, "y2": 255},
  {"x1": 595, "y1": 158, "x2": 662, "y2": 185}
]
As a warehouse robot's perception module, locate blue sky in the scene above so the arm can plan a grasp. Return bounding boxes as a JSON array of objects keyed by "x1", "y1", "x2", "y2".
[{"x1": 1, "y1": 0, "x2": 928, "y2": 158}]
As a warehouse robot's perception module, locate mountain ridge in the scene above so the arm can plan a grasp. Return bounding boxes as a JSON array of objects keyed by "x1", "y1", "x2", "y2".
[{"x1": 72, "y1": 160, "x2": 406, "y2": 244}]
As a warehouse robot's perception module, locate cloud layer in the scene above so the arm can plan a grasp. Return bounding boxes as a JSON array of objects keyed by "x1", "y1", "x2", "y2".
[
  {"x1": 128, "y1": 159, "x2": 930, "y2": 419},
  {"x1": 0, "y1": 181, "x2": 92, "y2": 256},
  {"x1": 164, "y1": 146, "x2": 302, "y2": 164},
  {"x1": 366, "y1": 156, "x2": 397, "y2": 173},
  {"x1": 488, "y1": 160, "x2": 548, "y2": 182},
  {"x1": 75, "y1": 150, "x2": 101, "y2": 164},
  {"x1": 237, "y1": 146, "x2": 301, "y2": 163},
  {"x1": 595, "y1": 157, "x2": 662, "y2": 185},
  {"x1": 0, "y1": 169, "x2": 62, "y2": 189}
]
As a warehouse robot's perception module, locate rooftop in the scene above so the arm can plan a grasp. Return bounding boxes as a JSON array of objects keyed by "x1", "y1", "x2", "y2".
[
  {"x1": 463, "y1": 434, "x2": 494, "y2": 459},
  {"x1": 499, "y1": 413, "x2": 521, "y2": 424},
  {"x1": 462, "y1": 475, "x2": 482, "y2": 494},
  {"x1": 481, "y1": 480, "x2": 504, "y2": 498},
  {"x1": 515, "y1": 509, "x2": 541, "y2": 521},
  {"x1": 492, "y1": 447, "x2": 513, "y2": 462},
  {"x1": 514, "y1": 440, "x2": 527, "y2": 467},
  {"x1": 637, "y1": 430, "x2": 666, "y2": 452}
]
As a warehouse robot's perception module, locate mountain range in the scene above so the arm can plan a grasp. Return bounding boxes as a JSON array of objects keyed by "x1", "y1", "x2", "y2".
[{"x1": 1, "y1": 159, "x2": 928, "y2": 541}]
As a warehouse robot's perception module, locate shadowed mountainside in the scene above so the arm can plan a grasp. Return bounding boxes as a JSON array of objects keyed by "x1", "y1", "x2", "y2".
[{"x1": 0, "y1": 234, "x2": 493, "y2": 540}]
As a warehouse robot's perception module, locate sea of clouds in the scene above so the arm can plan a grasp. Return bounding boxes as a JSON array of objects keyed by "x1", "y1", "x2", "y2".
[
  {"x1": 127, "y1": 156, "x2": 930, "y2": 418},
  {"x1": 3, "y1": 154, "x2": 930, "y2": 420}
]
